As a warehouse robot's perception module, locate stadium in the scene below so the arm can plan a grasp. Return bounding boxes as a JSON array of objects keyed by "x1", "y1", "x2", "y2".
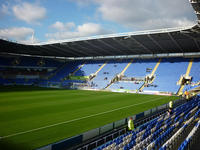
[{"x1": 1, "y1": 0, "x2": 200, "y2": 150}]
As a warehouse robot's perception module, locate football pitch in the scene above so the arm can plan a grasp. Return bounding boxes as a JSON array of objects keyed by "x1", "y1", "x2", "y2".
[{"x1": 0, "y1": 86, "x2": 178, "y2": 149}]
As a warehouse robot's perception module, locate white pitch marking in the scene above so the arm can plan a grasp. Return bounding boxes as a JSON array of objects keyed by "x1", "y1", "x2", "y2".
[{"x1": 1, "y1": 96, "x2": 165, "y2": 139}]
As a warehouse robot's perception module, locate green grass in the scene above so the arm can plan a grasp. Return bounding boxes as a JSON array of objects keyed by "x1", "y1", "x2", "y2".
[{"x1": 0, "y1": 86, "x2": 178, "y2": 149}]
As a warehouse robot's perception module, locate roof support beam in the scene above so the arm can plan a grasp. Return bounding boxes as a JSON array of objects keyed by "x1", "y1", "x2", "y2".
[
  {"x1": 147, "y1": 34, "x2": 165, "y2": 52},
  {"x1": 83, "y1": 40, "x2": 113, "y2": 55},
  {"x1": 130, "y1": 36, "x2": 153, "y2": 53},
  {"x1": 73, "y1": 42, "x2": 101, "y2": 56},
  {"x1": 190, "y1": 26, "x2": 200, "y2": 35},
  {"x1": 66, "y1": 52, "x2": 200, "y2": 60},
  {"x1": 2, "y1": 52, "x2": 200, "y2": 61},
  {"x1": 40, "y1": 45, "x2": 67, "y2": 56},
  {"x1": 71, "y1": 43, "x2": 93, "y2": 56},
  {"x1": 61, "y1": 43, "x2": 88, "y2": 56},
  {"x1": 112, "y1": 38, "x2": 135, "y2": 53},
  {"x1": 180, "y1": 31, "x2": 200, "y2": 50},
  {"x1": 34, "y1": 45, "x2": 63, "y2": 56},
  {"x1": 167, "y1": 33, "x2": 184, "y2": 52},
  {"x1": 32, "y1": 46, "x2": 50, "y2": 55},
  {"x1": 97, "y1": 39, "x2": 123, "y2": 54},
  {"x1": 47, "y1": 44, "x2": 79, "y2": 56}
]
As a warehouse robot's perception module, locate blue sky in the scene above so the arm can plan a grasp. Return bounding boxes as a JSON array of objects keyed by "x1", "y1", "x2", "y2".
[{"x1": 0, "y1": 0, "x2": 197, "y2": 44}]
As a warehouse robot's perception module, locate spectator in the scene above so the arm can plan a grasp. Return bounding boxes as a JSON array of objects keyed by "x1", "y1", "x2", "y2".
[
  {"x1": 167, "y1": 108, "x2": 173, "y2": 116},
  {"x1": 128, "y1": 117, "x2": 134, "y2": 131},
  {"x1": 168, "y1": 100, "x2": 173, "y2": 116},
  {"x1": 169, "y1": 100, "x2": 173, "y2": 110},
  {"x1": 184, "y1": 90, "x2": 189, "y2": 100}
]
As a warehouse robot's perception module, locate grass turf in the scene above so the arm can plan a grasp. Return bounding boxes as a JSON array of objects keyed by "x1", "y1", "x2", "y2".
[{"x1": 0, "y1": 86, "x2": 178, "y2": 149}]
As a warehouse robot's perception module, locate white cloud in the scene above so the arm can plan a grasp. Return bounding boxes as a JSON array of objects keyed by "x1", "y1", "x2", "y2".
[
  {"x1": 77, "y1": 23, "x2": 105, "y2": 35},
  {"x1": 12, "y1": 2, "x2": 46, "y2": 24},
  {"x1": 97, "y1": 0, "x2": 196, "y2": 29},
  {"x1": 73, "y1": 0, "x2": 196, "y2": 30},
  {"x1": 46, "y1": 22, "x2": 111, "y2": 40},
  {"x1": 0, "y1": 27, "x2": 38, "y2": 44},
  {"x1": 0, "y1": 27, "x2": 33, "y2": 40},
  {"x1": 51, "y1": 21, "x2": 75, "y2": 31}
]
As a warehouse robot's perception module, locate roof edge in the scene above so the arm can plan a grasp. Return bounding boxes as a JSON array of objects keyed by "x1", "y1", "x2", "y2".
[{"x1": 32, "y1": 25, "x2": 195, "y2": 46}]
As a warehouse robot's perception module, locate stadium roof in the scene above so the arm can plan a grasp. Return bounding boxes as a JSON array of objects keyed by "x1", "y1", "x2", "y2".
[{"x1": 1, "y1": 0, "x2": 200, "y2": 59}]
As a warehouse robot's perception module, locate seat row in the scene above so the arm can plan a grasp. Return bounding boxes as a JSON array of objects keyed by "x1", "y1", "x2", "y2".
[{"x1": 96, "y1": 97, "x2": 200, "y2": 150}]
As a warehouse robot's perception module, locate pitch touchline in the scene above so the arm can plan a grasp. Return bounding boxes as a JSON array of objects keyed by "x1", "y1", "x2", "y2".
[{"x1": 1, "y1": 96, "x2": 164, "y2": 139}]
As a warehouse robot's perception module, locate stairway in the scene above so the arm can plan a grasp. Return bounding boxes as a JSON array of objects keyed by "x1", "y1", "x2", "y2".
[
  {"x1": 138, "y1": 58, "x2": 161, "y2": 92},
  {"x1": 90, "y1": 61, "x2": 108, "y2": 81},
  {"x1": 104, "y1": 59, "x2": 133, "y2": 89},
  {"x1": 71, "y1": 62, "x2": 86, "y2": 76},
  {"x1": 177, "y1": 59, "x2": 193, "y2": 95}
]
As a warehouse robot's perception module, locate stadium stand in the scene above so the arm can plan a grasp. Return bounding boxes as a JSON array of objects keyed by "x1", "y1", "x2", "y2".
[
  {"x1": 93, "y1": 60, "x2": 129, "y2": 89},
  {"x1": 0, "y1": 56, "x2": 63, "y2": 85},
  {"x1": 183, "y1": 58, "x2": 200, "y2": 91},
  {"x1": 74, "y1": 96, "x2": 200, "y2": 150},
  {"x1": 0, "y1": 56, "x2": 200, "y2": 94},
  {"x1": 143, "y1": 58, "x2": 190, "y2": 93},
  {"x1": 1, "y1": 1, "x2": 200, "y2": 149}
]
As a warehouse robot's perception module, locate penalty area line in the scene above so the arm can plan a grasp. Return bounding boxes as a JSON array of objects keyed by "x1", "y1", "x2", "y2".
[{"x1": 1, "y1": 96, "x2": 165, "y2": 139}]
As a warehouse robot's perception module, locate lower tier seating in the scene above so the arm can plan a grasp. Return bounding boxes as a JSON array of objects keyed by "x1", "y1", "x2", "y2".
[{"x1": 93, "y1": 96, "x2": 200, "y2": 150}]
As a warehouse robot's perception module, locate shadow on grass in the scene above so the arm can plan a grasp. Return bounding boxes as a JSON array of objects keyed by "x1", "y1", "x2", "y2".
[
  {"x1": 0, "y1": 85, "x2": 67, "y2": 93},
  {"x1": 0, "y1": 139, "x2": 31, "y2": 150}
]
